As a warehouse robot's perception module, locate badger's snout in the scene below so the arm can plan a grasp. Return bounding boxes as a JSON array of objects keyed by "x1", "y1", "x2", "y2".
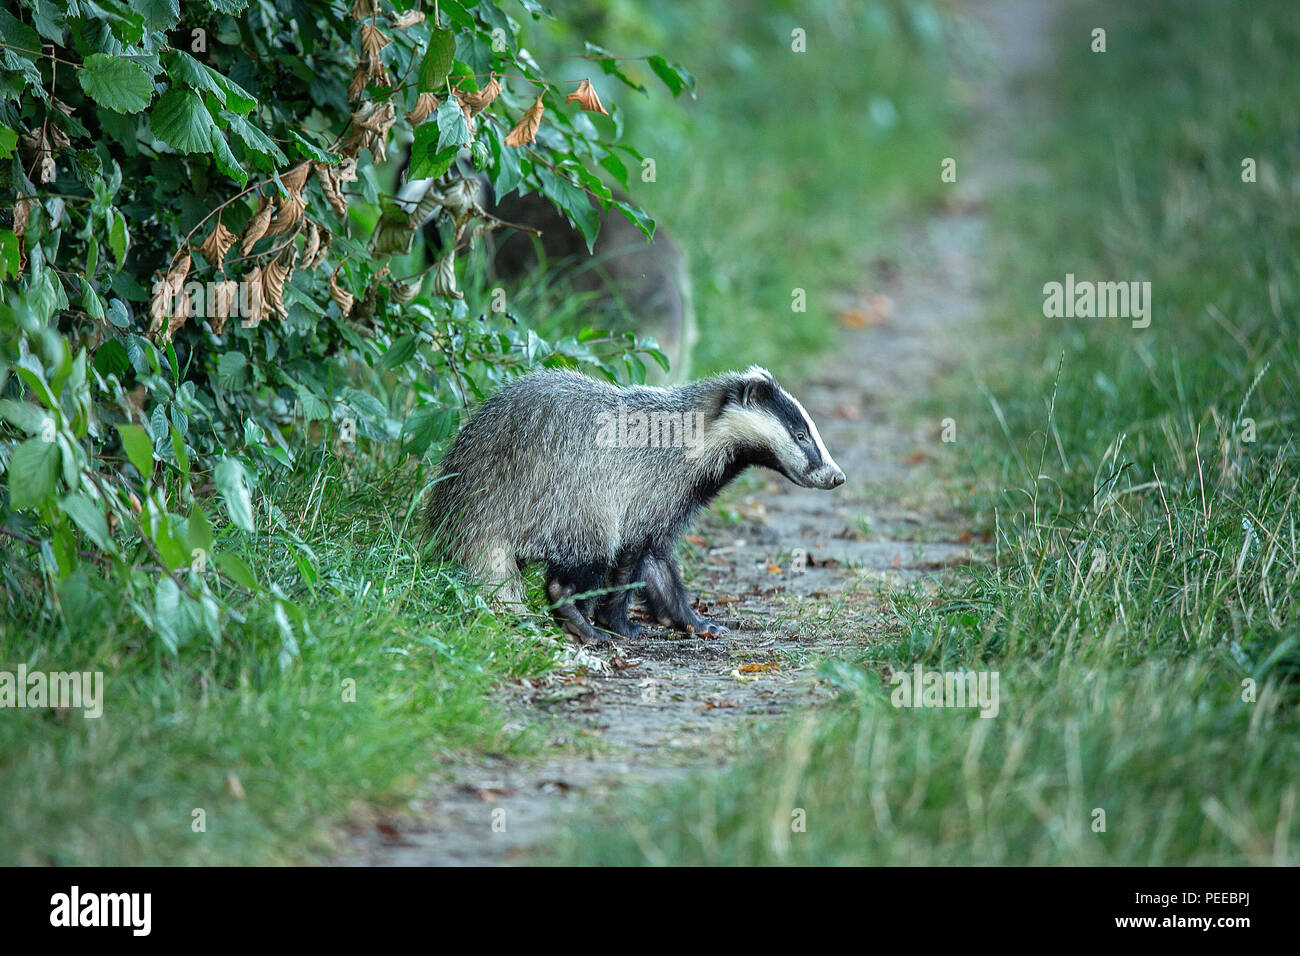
[{"x1": 802, "y1": 463, "x2": 845, "y2": 490}]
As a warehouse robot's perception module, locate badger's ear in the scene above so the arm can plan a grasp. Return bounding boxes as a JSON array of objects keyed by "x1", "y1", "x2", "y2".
[{"x1": 740, "y1": 377, "x2": 769, "y2": 407}]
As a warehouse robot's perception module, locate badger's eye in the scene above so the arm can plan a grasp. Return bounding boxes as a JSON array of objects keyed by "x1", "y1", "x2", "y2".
[{"x1": 796, "y1": 431, "x2": 808, "y2": 443}]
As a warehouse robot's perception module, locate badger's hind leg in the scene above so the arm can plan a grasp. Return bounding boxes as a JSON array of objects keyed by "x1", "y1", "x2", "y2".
[
  {"x1": 546, "y1": 563, "x2": 610, "y2": 647},
  {"x1": 643, "y1": 546, "x2": 728, "y2": 637},
  {"x1": 594, "y1": 545, "x2": 646, "y2": 640}
]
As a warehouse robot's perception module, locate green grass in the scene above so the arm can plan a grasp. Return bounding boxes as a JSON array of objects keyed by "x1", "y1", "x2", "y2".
[
  {"x1": 557, "y1": 0, "x2": 1300, "y2": 865},
  {"x1": 0, "y1": 451, "x2": 556, "y2": 865}
]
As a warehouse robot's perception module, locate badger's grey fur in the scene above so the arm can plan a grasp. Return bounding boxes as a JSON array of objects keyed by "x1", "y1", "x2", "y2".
[{"x1": 424, "y1": 366, "x2": 844, "y2": 645}]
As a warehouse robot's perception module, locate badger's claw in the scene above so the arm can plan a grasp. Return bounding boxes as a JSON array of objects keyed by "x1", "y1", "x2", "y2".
[{"x1": 691, "y1": 618, "x2": 728, "y2": 638}]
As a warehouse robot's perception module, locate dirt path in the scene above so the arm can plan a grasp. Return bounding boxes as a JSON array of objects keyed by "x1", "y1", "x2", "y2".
[{"x1": 345, "y1": 0, "x2": 1042, "y2": 866}]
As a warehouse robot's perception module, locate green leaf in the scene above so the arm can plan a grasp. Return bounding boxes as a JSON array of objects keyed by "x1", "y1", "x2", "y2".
[
  {"x1": 8, "y1": 437, "x2": 60, "y2": 509},
  {"x1": 418, "y1": 28, "x2": 456, "y2": 92},
  {"x1": 646, "y1": 55, "x2": 696, "y2": 98},
  {"x1": 0, "y1": 125, "x2": 17, "y2": 158},
  {"x1": 382, "y1": 334, "x2": 419, "y2": 369},
  {"x1": 221, "y1": 110, "x2": 287, "y2": 165},
  {"x1": 294, "y1": 384, "x2": 329, "y2": 422},
  {"x1": 150, "y1": 87, "x2": 219, "y2": 153},
  {"x1": 434, "y1": 95, "x2": 472, "y2": 151},
  {"x1": 402, "y1": 405, "x2": 459, "y2": 457},
  {"x1": 343, "y1": 387, "x2": 387, "y2": 420},
  {"x1": 115, "y1": 423, "x2": 154, "y2": 479},
  {"x1": 0, "y1": 398, "x2": 52, "y2": 436},
  {"x1": 136, "y1": 0, "x2": 180, "y2": 31},
  {"x1": 410, "y1": 123, "x2": 459, "y2": 179},
  {"x1": 216, "y1": 351, "x2": 248, "y2": 389},
  {"x1": 78, "y1": 54, "x2": 155, "y2": 114},
  {"x1": 214, "y1": 458, "x2": 255, "y2": 532},
  {"x1": 537, "y1": 169, "x2": 599, "y2": 250},
  {"x1": 61, "y1": 492, "x2": 114, "y2": 552},
  {"x1": 165, "y1": 50, "x2": 253, "y2": 113},
  {"x1": 289, "y1": 130, "x2": 341, "y2": 164},
  {"x1": 207, "y1": 126, "x2": 246, "y2": 184},
  {"x1": 613, "y1": 198, "x2": 655, "y2": 241},
  {"x1": 152, "y1": 577, "x2": 199, "y2": 653},
  {"x1": 214, "y1": 551, "x2": 259, "y2": 591}
]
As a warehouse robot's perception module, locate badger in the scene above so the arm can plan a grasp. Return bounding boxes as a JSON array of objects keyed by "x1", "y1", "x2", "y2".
[{"x1": 424, "y1": 366, "x2": 844, "y2": 645}]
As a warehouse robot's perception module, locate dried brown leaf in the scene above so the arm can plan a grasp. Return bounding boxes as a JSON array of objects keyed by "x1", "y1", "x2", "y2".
[
  {"x1": 360, "y1": 22, "x2": 390, "y2": 57},
  {"x1": 431, "y1": 253, "x2": 463, "y2": 299},
  {"x1": 300, "y1": 221, "x2": 320, "y2": 268},
  {"x1": 565, "y1": 78, "x2": 608, "y2": 115},
  {"x1": 329, "y1": 266, "x2": 355, "y2": 317},
  {"x1": 264, "y1": 251, "x2": 294, "y2": 319},
  {"x1": 197, "y1": 218, "x2": 238, "y2": 268},
  {"x1": 280, "y1": 162, "x2": 311, "y2": 197},
  {"x1": 242, "y1": 265, "x2": 266, "y2": 327},
  {"x1": 210, "y1": 279, "x2": 238, "y2": 335},
  {"x1": 305, "y1": 227, "x2": 332, "y2": 271},
  {"x1": 406, "y1": 92, "x2": 440, "y2": 125},
  {"x1": 391, "y1": 10, "x2": 425, "y2": 28},
  {"x1": 504, "y1": 96, "x2": 545, "y2": 147},
  {"x1": 350, "y1": 0, "x2": 378, "y2": 19},
  {"x1": 12, "y1": 195, "x2": 35, "y2": 240},
  {"x1": 240, "y1": 199, "x2": 274, "y2": 253},
  {"x1": 348, "y1": 65, "x2": 368, "y2": 102},
  {"x1": 315, "y1": 164, "x2": 349, "y2": 217},
  {"x1": 264, "y1": 194, "x2": 306, "y2": 237},
  {"x1": 457, "y1": 76, "x2": 501, "y2": 116}
]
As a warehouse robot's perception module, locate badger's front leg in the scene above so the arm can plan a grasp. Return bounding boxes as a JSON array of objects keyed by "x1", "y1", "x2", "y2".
[
  {"x1": 643, "y1": 546, "x2": 728, "y2": 637},
  {"x1": 546, "y1": 563, "x2": 610, "y2": 647}
]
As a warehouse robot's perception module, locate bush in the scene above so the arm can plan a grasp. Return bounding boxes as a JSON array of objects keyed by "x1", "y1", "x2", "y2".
[{"x1": 0, "y1": 0, "x2": 691, "y2": 647}]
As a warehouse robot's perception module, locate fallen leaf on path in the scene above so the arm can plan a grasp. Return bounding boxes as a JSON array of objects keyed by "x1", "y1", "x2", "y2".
[
  {"x1": 738, "y1": 662, "x2": 780, "y2": 673},
  {"x1": 904, "y1": 450, "x2": 927, "y2": 465},
  {"x1": 699, "y1": 700, "x2": 738, "y2": 711}
]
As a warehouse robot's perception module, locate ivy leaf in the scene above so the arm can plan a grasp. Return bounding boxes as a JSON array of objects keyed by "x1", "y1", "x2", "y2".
[
  {"x1": 78, "y1": 54, "x2": 155, "y2": 114},
  {"x1": 8, "y1": 437, "x2": 60, "y2": 509},
  {"x1": 418, "y1": 28, "x2": 456, "y2": 92},
  {"x1": 646, "y1": 55, "x2": 696, "y2": 98},
  {"x1": 150, "y1": 87, "x2": 219, "y2": 153}
]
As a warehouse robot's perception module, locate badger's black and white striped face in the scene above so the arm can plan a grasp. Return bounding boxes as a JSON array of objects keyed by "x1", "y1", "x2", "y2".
[{"x1": 716, "y1": 367, "x2": 846, "y2": 490}]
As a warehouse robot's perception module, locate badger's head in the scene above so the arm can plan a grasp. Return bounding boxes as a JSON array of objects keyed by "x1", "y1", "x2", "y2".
[{"x1": 712, "y1": 367, "x2": 845, "y2": 490}]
